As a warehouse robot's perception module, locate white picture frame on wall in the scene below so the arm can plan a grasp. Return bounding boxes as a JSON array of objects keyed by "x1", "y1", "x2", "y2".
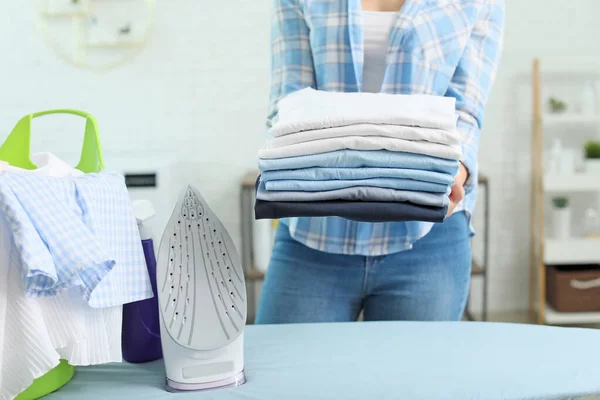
[{"x1": 34, "y1": 0, "x2": 155, "y2": 70}]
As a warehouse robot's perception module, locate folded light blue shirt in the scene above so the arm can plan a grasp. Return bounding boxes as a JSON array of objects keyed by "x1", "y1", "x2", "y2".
[
  {"x1": 264, "y1": 178, "x2": 450, "y2": 193},
  {"x1": 258, "y1": 150, "x2": 460, "y2": 175},
  {"x1": 261, "y1": 167, "x2": 454, "y2": 186}
]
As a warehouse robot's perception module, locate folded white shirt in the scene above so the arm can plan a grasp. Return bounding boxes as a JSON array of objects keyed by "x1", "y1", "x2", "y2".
[
  {"x1": 259, "y1": 136, "x2": 462, "y2": 160},
  {"x1": 266, "y1": 123, "x2": 461, "y2": 149},
  {"x1": 270, "y1": 87, "x2": 457, "y2": 137}
]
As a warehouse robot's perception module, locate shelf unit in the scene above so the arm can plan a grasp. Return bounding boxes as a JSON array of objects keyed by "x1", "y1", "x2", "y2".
[
  {"x1": 544, "y1": 174, "x2": 600, "y2": 192},
  {"x1": 529, "y1": 58, "x2": 600, "y2": 325},
  {"x1": 239, "y1": 171, "x2": 262, "y2": 322},
  {"x1": 544, "y1": 238, "x2": 600, "y2": 264},
  {"x1": 544, "y1": 304, "x2": 600, "y2": 325},
  {"x1": 465, "y1": 174, "x2": 490, "y2": 322},
  {"x1": 542, "y1": 114, "x2": 600, "y2": 125},
  {"x1": 241, "y1": 170, "x2": 491, "y2": 322}
]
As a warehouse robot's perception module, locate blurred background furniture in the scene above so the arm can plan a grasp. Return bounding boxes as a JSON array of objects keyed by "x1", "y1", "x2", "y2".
[
  {"x1": 529, "y1": 58, "x2": 600, "y2": 325},
  {"x1": 240, "y1": 171, "x2": 263, "y2": 323},
  {"x1": 465, "y1": 174, "x2": 490, "y2": 322}
]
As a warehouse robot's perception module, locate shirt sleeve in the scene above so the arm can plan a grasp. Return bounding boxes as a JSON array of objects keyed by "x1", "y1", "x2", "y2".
[
  {"x1": 444, "y1": 0, "x2": 505, "y2": 191},
  {"x1": 266, "y1": 0, "x2": 316, "y2": 129}
]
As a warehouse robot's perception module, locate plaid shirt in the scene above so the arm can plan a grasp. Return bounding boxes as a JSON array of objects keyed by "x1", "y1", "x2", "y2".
[{"x1": 267, "y1": 0, "x2": 504, "y2": 256}]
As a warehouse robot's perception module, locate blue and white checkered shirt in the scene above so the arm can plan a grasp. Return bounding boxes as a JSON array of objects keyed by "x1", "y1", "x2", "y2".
[
  {"x1": 267, "y1": 0, "x2": 504, "y2": 256},
  {"x1": 0, "y1": 172, "x2": 153, "y2": 307}
]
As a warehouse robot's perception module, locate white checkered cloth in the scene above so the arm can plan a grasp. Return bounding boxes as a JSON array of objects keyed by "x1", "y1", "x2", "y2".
[{"x1": 0, "y1": 172, "x2": 153, "y2": 308}]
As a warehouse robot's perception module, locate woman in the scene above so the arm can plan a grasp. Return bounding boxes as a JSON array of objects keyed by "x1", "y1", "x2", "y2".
[{"x1": 256, "y1": 0, "x2": 504, "y2": 323}]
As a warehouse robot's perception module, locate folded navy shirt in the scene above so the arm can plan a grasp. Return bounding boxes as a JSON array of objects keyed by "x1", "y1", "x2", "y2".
[{"x1": 254, "y1": 198, "x2": 447, "y2": 223}]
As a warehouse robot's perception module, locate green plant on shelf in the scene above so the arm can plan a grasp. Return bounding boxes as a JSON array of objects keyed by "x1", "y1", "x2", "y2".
[
  {"x1": 548, "y1": 97, "x2": 567, "y2": 113},
  {"x1": 552, "y1": 197, "x2": 568, "y2": 209},
  {"x1": 584, "y1": 140, "x2": 600, "y2": 159}
]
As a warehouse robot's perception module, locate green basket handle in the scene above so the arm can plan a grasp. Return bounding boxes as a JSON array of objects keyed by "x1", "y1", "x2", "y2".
[{"x1": 0, "y1": 109, "x2": 105, "y2": 173}]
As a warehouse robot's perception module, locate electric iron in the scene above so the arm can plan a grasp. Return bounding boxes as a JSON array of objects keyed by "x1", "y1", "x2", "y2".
[{"x1": 157, "y1": 185, "x2": 247, "y2": 391}]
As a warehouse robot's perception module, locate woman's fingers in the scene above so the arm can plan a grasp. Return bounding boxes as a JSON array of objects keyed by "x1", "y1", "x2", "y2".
[
  {"x1": 446, "y1": 183, "x2": 465, "y2": 218},
  {"x1": 445, "y1": 163, "x2": 468, "y2": 218},
  {"x1": 450, "y1": 184, "x2": 465, "y2": 203}
]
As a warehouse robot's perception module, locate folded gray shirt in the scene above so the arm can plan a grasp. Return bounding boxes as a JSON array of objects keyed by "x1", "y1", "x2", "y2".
[{"x1": 256, "y1": 181, "x2": 449, "y2": 207}]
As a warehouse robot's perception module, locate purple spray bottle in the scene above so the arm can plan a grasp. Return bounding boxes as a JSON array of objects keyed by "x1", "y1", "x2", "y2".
[{"x1": 122, "y1": 199, "x2": 163, "y2": 363}]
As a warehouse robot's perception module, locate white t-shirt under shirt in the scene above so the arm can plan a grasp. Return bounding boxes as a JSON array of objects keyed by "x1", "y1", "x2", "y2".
[{"x1": 361, "y1": 11, "x2": 398, "y2": 93}]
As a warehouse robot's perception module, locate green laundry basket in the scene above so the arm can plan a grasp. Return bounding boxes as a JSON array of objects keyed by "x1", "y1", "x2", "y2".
[
  {"x1": 0, "y1": 109, "x2": 105, "y2": 400},
  {"x1": 14, "y1": 361, "x2": 76, "y2": 400},
  {"x1": 0, "y1": 109, "x2": 104, "y2": 173}
]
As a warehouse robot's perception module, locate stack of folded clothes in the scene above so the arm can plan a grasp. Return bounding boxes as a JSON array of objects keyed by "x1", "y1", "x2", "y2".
[{"x1": 255, "y1": 88, "x2": 462, "y2": 223}]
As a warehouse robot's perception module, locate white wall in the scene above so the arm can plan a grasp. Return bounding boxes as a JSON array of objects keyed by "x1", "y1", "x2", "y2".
[
  {"x1": 0, "y1": 0, "x2": 271, "y2": 247},
  {"x1": 2, "y1": 0, "x2": 600, "y2": 313}
]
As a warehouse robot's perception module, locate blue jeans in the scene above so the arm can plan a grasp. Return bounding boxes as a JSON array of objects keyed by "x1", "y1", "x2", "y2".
[{"x1": 255, "y1": 212, "x2": 471, "y2": 323}]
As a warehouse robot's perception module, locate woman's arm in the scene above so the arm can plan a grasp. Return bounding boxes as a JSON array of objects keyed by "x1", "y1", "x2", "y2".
[
  {"x1": 445, "y1": 0, "x2": 505, "y2": 192},
  {"x1": 266, "y1": 0, "x2": 316, "y2": 129}
]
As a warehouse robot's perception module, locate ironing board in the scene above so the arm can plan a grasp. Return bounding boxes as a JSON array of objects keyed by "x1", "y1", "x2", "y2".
[{"x1": 46, "y1": 321, "x2": 600, "y2": 400}]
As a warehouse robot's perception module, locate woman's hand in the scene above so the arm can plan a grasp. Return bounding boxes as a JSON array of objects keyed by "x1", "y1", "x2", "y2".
[{"x1": 446, "y1": 163, "x2": 469, "y2": 218}]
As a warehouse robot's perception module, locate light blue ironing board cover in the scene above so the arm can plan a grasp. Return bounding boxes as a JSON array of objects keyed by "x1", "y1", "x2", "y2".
[{"x1": 46, "y1": 321, "x2": 600, "y2": 400}]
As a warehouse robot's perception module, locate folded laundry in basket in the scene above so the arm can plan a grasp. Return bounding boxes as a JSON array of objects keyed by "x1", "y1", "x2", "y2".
[
  {"x1": 1, "y1": 212, "x2": 122, "y2": 400},
  {"x1": 0, "y1": 155, "x2": 126, "y2": 400},
  {"x1": 25, "y1": 153, "x2": 122, "y2": 366},
  {"x1": 261, "y1": 167, "x2": 455, "y2": 186},
  {"x1": 269, "y1": 87, "x2": 457, "y2": 136},
  {"x1": 0, "y1": 171, "x2": 152, "y2": 307},
  {"x1": 265, "y1": 123, "x2": 461, "y2": 148},
  {"x1": 264, "y1": 177, "x2": 450, "y2": 194},
  {"x1": 258, "y1": 136, "x2": 462, "y2": 160},
  {"x1": 259, "y1": 150, "x2": 460, "y2": 175},
  {"x1": 255, "y1": 198, "x2": 447, "y2": 223},
  {"x1": 256, "y1": 180, "x2": 449, "y2": 207}
]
